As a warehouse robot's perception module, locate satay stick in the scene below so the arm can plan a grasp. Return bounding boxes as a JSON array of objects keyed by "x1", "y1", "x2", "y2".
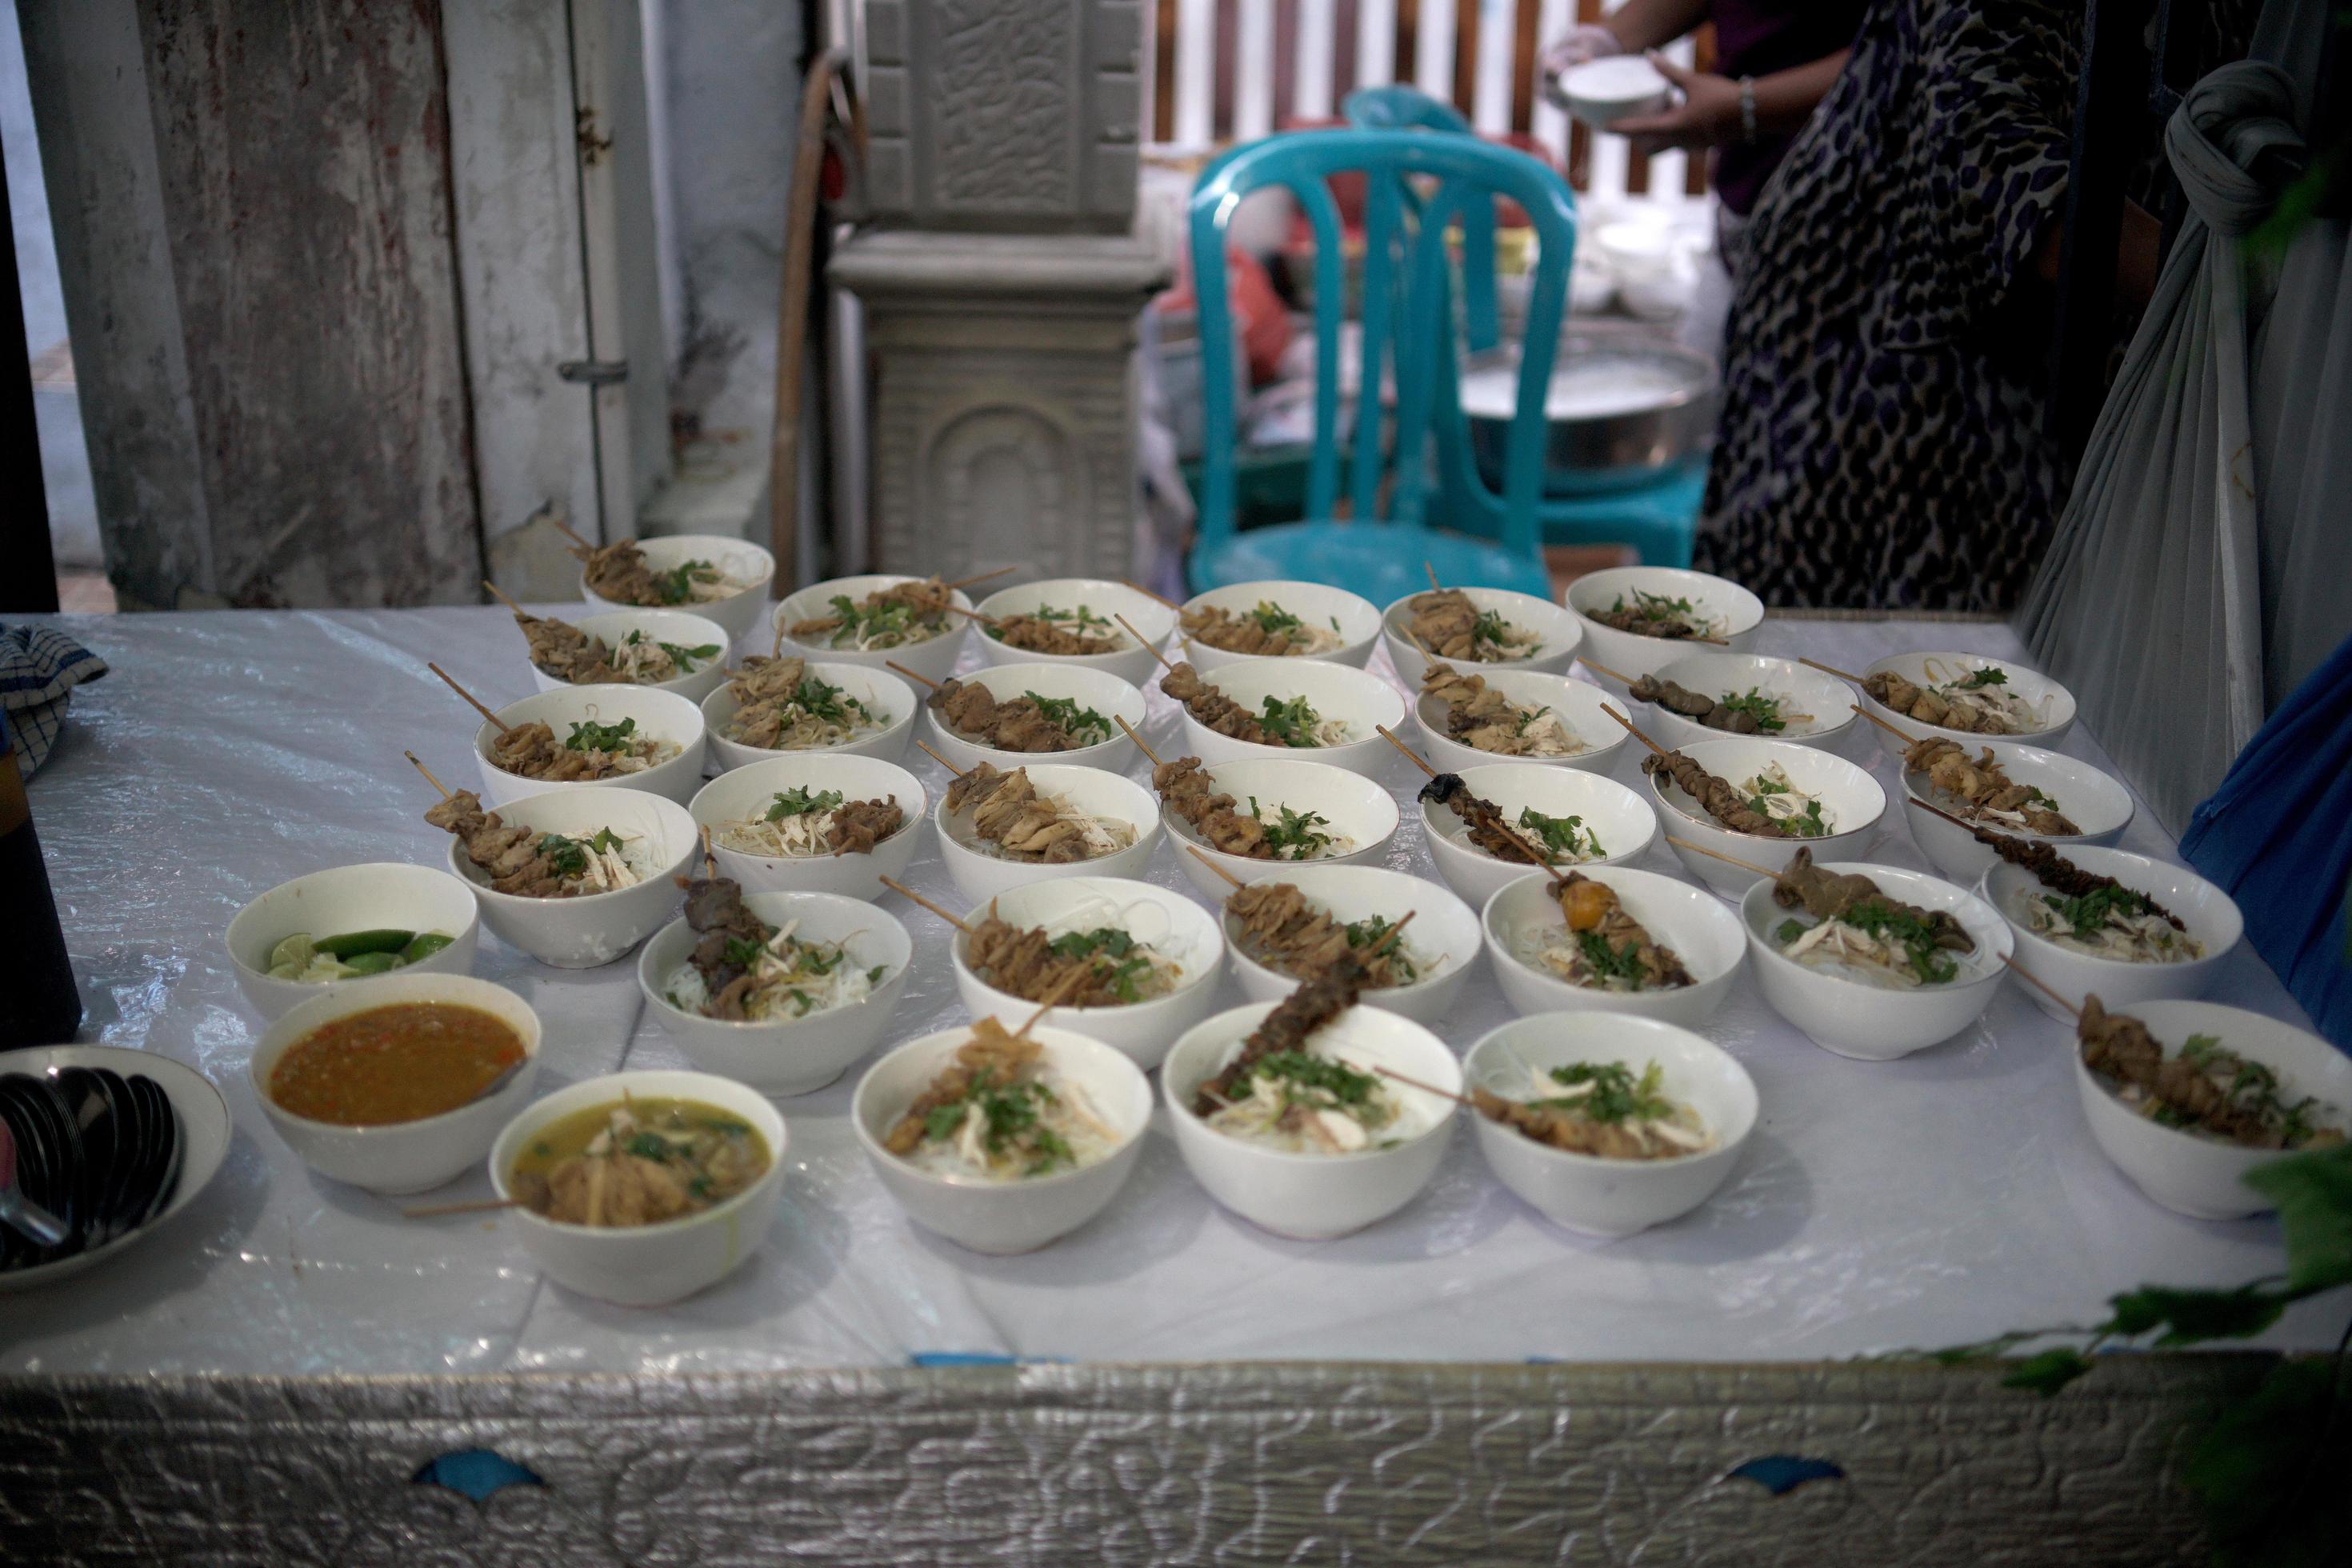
[
  {"x1": 482, "y1": 580, "x2": 530, "y2": 615},
  {"x1": 1578, "y1": 655, "x2": 1635, "y2": 686},
  {"x1": 885, "y1": 658, "x2": 942, "y2": 691},
  {"x1": 1375, "y1": 724, "x2": 1437, "y2": 778},
  {"x1": 402, "y1": 1196, "x2": 526, "y2": 1220},
  {"x1": 938, "y1": 603, "x2": 1002, "y2": 628},
  {"x1": 1116, "y1": 613, "x2": 1181, "y2": 675},
  {"x1": 912, "y1": 738, "x2": 970, "y2": 777},
  {"x1": 1365, "y1": 910, "x2": 1417, "y2": 955},
  {"x1": 1014, "y1": 966, "x2": 1089, "y2": 1037},
  {"x1": 699, "y1": 824, "x2": 718, "y2": 879},
  {"x1": 403, "y1": 750, "x2": 454, "y2": 800},
  {"x1": 1600, "y1": 703, "x2": 1668, "y2": 758},
  {"x1": 1910, "y1": 797, "x2": 1987, "y2": 836},
  {"x1": 1665, "y1": 836, "x2": 1777, "y2": 878},
  {"x1": 2002, "y1": 954, "x2": 2081, "y2": 1019},
  {"x1": 1120, "y1": 578, "x2": 1184, "y2": 612},
  {"x1": 1182, "y1": 841, "x2": 1246, "y2": 890},
  {"x1": 429, "y1": 663, "x2": 511, "y2": 734},
  {"x1": 945, "y1": 565, "x2": 1016, "y2": 592},
  {"x1": 1423, "y1": 561, "x2": 1443, "y2": 594},
  {"x1": 1114, "y1": 714, "x2": 1165, "y2": 768},
  {"x1": 1800, "y1": 655, "x2": 1864, "y2": 683},
  {"x1": 550, "y1": 514, "x2": 595, "y2": 551},
  {"x1": 1849, "y1": 702, "x2": 1919, "y2": 746},
  {"x1": 1373, "y1": 1065, "x2": 1475, "y2": 1108},
  {"x1": 877, "y1": 874, "x2": 974, "y2": 933}
]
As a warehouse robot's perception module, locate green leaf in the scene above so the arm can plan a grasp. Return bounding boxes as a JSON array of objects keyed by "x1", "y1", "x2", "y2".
[
  {"x1": 2103, "y1": 1283, "x2": 2287, "y2": 1346},
  {"x1": 1999, "y1": 1347, "x2": 2094, "y2": 1397},
  {"x1": 2245, "y1": 1142, "x2": 2352, "y2": 1298},
  {"x1": 2182, "y1": 1357, "x2": 2350, "y2": 1568}
]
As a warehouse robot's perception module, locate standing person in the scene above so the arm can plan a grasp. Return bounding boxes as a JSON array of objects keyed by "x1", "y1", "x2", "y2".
[
  {"x1": 1693, "y1": 0, "x2": 2101, "y2": 610},
  {"x1": 1543, "y1": 1, "x2": 1866, "y2": 350}
]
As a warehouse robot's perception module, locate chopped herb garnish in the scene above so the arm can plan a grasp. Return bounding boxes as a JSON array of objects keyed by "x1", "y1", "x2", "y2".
[
  {"x1": 918, "y1": 1068, "x2": 1074, "y2": 1174},
  {"x1": 766, "y1": 786, "x2": 846, "y2": 822},
  {"x1": 1576, "y1": 930, "x2": 1651, "y2": 986},
  {"x1": 1250, "y1": 795, "x2": 1335, "y2": 859},
  {"x1": 1956, "y1": 666, "x2": 2009, "y2": 690},
  {"x1": 623, "y1": 1133, "x2": 671, "y2": 1162},
  {"x1": 789, "y1": 675, "x2": 876, "y2": 726},
  {"x1": 1025, "y1": 691, "x2": 1112, "y2": 746},
  {"x1": 866, "y1": 964, "x2": 888, "y2": 986},
  {"x1": 1535, "y1": 1060, "x2": 1674, "y2": 1124},
  {"x1": 1247, "y1": 601, "x2": 1305, "y2": 637},
  {"x1": 2042, "y1": 883, "x2": 2151, "y2": 939},
  {"x1": 1516, "y1": 806, "x2": 1604, "y2": 862},
  {"x1": 722, "y1": 934, "x2": 767, "y2": 969},
  {"x1": 1716, "y1": 687, "x2": 1788, "y2": 732},
  {"x1": 564, "y1": 715, "x2": 641, "y2": 753},
  {"x1": 1246, "y1": 1050, "x2": 1382, "y2": 1109},
  {"x1": 1255, "y1": 693, "x2": 1327, "y2": 748},
  {"x1": 1342, "y1": 916, "x2": 1417, "y2": 984},
  {"x1": 1775, "y1": 918, "x2": 1809, "y2": 944},
  {"x1": 658, "y1": 638, "x2": 722, "y2": 671},
  {"x1": 1830, "y1": 898, "x2": 1961, "y2": 984},
  {"x1": 655, "y1": 559, "x2": 716, "y2": 606}
]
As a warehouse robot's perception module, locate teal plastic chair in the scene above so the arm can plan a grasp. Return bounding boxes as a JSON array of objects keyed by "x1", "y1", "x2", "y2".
[
  {"x1": 1185, "y1": 130, "x2": 1573, "y2": 602},
  {"x1": 1338, "y1": 87, "x2": 1499, "y2": 357}
]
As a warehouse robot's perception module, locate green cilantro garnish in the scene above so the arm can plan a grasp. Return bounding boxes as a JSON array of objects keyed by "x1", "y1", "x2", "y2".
[
  {"x1": 623, "y1": 630, "x2": 724, "y2": 671},
  {"x1": 1247, "y1": 601, "x2": 1305, "y2": 637},
  {"x1": 722, "y1": 934, "x2": 767, "y2": 969},
  {"x1": 565, "y1": 715, "x2": 640, "y2": 753},
  {"x1": 1775, "y1": 918, "x2": 1808, "y2": 944},
  {"x1": 1829, "y1": 898, "x2": 1960, "y2": 985},
  {"x1": 654, "y1": 559, "x2": 716, "y2": 605},
  {"x1": 1246, "y1": 1050, "x2": 1382, "y2": 1110},
  {"x1": 1025, "y1": 691, "x2": 1112, "y2": 746},
  {"x1": 623, "y1": 1133, "x2": 671, "y2": 1162},
  {"x1": 918, "y1": 1068, "x2": 1074, "y2": 1174},
  {"x1": 1250, "y1": 795, "x2": 1334, "y2": 859},
  {"x1": 1956, "y1": 666, "x2": 2010, "y2": 690},
  {"x1": 766, "y1": 786, "x2": 846, "y2": 821},
  {"x1": 1256, "y1": 693, "x2": 1327, "y2": 747},
  {"x1": 1716, "y1": 687, "x2": 1788, "y2": 732},
  {"x1": 2041, "y1": 884, "x2": 2152, "y2": 938},
  {"x1": 1535, "y1": 1060, "x2": 1674, "y2": 1124},
  {"x1": 1342, "y1": 916, "x2": 1417, "y2": 984},
  {"x1": 1517, "y1": 806, "x2": 1604, "y2": 862},
  {"x1": 1576, "y1": 930, "x2": 1652, "y2": 986},
  {"x1": 789, "y1": 676, "x2": 876, "y2": 726}
]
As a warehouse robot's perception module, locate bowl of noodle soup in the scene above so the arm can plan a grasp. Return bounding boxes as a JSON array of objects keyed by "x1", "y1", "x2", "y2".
[
  {"x1": 702, "y1": 660, "x2": 917, "y2": 771},
  {"x1": 688, "y1": 754, "x2": 927, "y2": 901}
]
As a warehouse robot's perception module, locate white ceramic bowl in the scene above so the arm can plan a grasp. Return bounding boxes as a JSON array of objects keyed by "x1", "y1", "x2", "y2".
[
  {"x1": 1902, "y1": 742, "x2": 2134, "y2": 883},
  {"x1": 1380, "y1": 586, "x2": 1585, "y2": 689},
  {"x1": 524, "y1": 607, "x2": 733, "y2": 704},
  {"x1": 1483, "y1": 866, "x2": 1746, "y2": 1027},
  {"x1": 770, "y1": 572, "x2": 974, "y2": 685},
  {"x1": 935, "y1": 762, "x2": 1162, "y2": 904},
  {"x1": 852, "y1": 1023, "x2": 1153, "y2": 1254},
  {"x1": 1558, "y1": 55, "x2": 1674, "y2": 128},
  {"x1": 1565, "y1": 567, "x2": 1764, "y2": 695},
  {"x1": 922, "y1": 661, "x2": 1147, "y2": 776},
  {"x1": 701, "y1": 660, "x2": 918, "y2": 772},
  {"x1": 1172, "y1": 656, "x2": 1408, "y2": 778},
  {"x1": 1462, "y1": 1012, "x2": 1759, "y2": 1236},
  {"x1": 470, "y1": 684, "x2": 708, "y2": 808},
  {"x1": 1163, "y1": 1002, "x2": 1461, "y2": 1240},
  {"x1": 686, "y1": 754, "x2": 926, "y2": 902},
  {"x1": 1176, "y1": 579, "x2": 1382, "y2": 674},
  {"x1": 488, "y1": 1068, "x2": 788, "y2": 1304},
  {"x1": 1161, "y1": 757, "x2": 1402, "y2": 898},
  {"x1": 1738, "y1": 863, "x2": 2013, "y2": 1060},
  {"x1": 1632, "y1": 650, "x2": 1859, "y2": 752},
  {"x1": 578, "y1": 533, "x2": 774, "y2": 643},
  {"x1": 950, "y1": 878, "x2": 1224, "y2": 1072},
  {"x1": 0, "y1": 1044, "x2": 233, "y2": 1295},
  {"x1": 1646, "y1": 737, "x2": 1888, "y2": 899},
  {"x1": 2075, "y1": 1000, "x2": 2352, "y2": 1219},
  {"x1": 250, "y1": 973, "x2": 542, "y2": 1195},
  {"x1": 225, "y1": 862, "x2": 481, "y2": 1022},
  {"x1": 1982, "y1": 846, "x2": 2242, "y2": 1022},
  {"x1": 1855, "y1": 651, "x2": 2078, "y2": 761},
  {"x1": 973, "y1": 577, "x2": 1178, "y2": 687},
  {"x1": 637, "y1": 890, "x2": 914, "y2": 1096},
  {"x1": 1220, "y1": 863, "x2": 1479, "y2": 1027},
  {"x1": 446, "y1": 786, "x2": 697, "y2": 968},
  {"x1": 1412, "y1": 666, "x2": 1630, "y2": 776},
  {"x1": 1420, "y1": 762, "x2": 1658, "y2": 908}
]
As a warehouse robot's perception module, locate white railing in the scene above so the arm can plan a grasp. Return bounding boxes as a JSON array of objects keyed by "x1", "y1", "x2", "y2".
[{"x1": 1156, "y1": 0, "x2": 1702, "y2": 213}]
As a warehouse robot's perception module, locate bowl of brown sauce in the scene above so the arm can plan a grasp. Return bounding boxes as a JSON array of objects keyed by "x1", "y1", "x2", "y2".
[{"x1": 250, "y1": 974, "x2": 542, "y2": 1194}]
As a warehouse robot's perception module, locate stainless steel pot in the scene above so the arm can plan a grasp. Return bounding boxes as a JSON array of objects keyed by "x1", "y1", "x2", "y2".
[{"x1": 1463, "y1": 328, "x2": 1718, "y2": 497}]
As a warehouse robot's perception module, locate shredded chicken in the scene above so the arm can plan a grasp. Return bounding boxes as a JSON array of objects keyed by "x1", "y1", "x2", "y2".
[
  {"x1": 1420, "y1": 662, "x2": 1585, "y2": 757},
  {"x1": 1403, "y1": 589, "x2": 1540, "y2": 663},
  {"x1": 945, "y1": 762, "x2": 1134, "y2": 862}
]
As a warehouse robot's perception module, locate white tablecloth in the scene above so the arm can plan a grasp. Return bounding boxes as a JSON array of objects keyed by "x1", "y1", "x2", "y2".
[{"x1": 4, "y1": 607, "x2": 2330, "y2": 1375}]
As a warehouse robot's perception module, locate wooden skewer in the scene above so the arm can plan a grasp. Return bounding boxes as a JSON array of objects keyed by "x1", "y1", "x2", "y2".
[
  {"x1": 1375, "y1": 724, "x2": 1437, "y2": 778},
  {"x1": 1423, "y1": 561, "x2": 1443, "y2": 594},
  {"x1": 1577, "y1": 654, "x2": 1634, "y2": 686},
  {"x1": 1120, "y1": 578, "x2": 1183, "y2": 612},
  {"x1": 482, "y1": 580, "x2": 530, "y2": 615},
  {"x1": 699, "y1": 824, "x2": 718, "y2": 880},
  {"x1": 1374, "y1": 1065, "x2": 1474, "y2": 1108},
  {"x1": 1117, "y1": 613, "x2": 1180, "y2": 674},
  {"x1": 886, "y1": 658, "x2": 942, "y2": 691},
  {"x1": 1114, "y1": 714, "x2": 1165, "y2": 768},
  {"x1": 2002, "y1": 954, "x2": 2081, "y2": 1019},
  {"x1": 1014, "y1": 965, "x2": 1089, "y2": 1037},
  {"x1": 403, "y1": 750, "x2": 453, "y2": 800},
  {"x1": 1666, "y1": 836, "x2": 1778, "y2": 878},
  {"x1": 1183, "y1": 841, "x2": 1246, "y2": 890},
  {"x1": 1799, "y1": 656, "x2": 1864, "y2": 684},
  {"x1": 550, "y1": 514, "x2": 594, "y2": 551},
  {"x1": 1365, "y1": 909, "x2": 1417, "y2": 956},
  {"x1": 1911, "y1": 796, "x2": 1990, "y2": 837},
  {"x1": 938, "y1": 603, "x2": 1001, "y2": 628},
  {"x1": 429, "y1": 663, "x2": 510, "y2": 734},
  {"x1": 1693, "y1": 634, "x2": 1730, "y2": 646},
  {"x1": 1849, "y1": 702, "x2": 1919, "y2": 746},
  {"x1": 1600, "y1": 703, "x2": 1668, "y2": 758},
  {"x1": 912, "y1": 738, "x2": 970, "y2": 777},
  {"x1": 877, "y1": 874, "x2": 973, "y2": 933},
  {"x1": 402, "y1": 1196, "x2": 526, "y2": 1220},
  {"x1": 944, "y1": 565, "x2": 1016, "y2": 592}
]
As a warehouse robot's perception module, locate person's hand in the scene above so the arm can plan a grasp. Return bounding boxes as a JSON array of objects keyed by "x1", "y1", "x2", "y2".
[
  {"x1": 1538, "y1": 24, "x2": 1622, "y2": 108},
  {"x1": 1611, "y1": 53, "x2": 1742, "y2": 156}
]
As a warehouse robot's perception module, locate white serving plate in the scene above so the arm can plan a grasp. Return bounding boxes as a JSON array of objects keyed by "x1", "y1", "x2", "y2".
[
  {"x1": 1462, "y1": 1012, "x2": 1758, "y2": 1236},
  {"x1": 1420, "y1": 762, "x2": 1658, "y2": 908},
  {"x1": 1564, "y1": 566, "x2": 1764, "y2": 695},
  {"x1": 1411, "y1": 665, "x2": 1630, "y2": 776},
  {"x1": 470, "y1": 684, "x2": 708, "y2": 807},
  {"x1": 578, "y1": 534, "x2": 774, "y2": 643},
  {"x1": 1379, "y1": 585, "x2": 1585, "y2": 690},
  {"x1": 524, "y1": 607, "x2": 733, "y2": 704},
  {"x1": 1218, "y1": 862, "x2": 1480, "y2": 1027},
  {"x1": 702, "y1": 660, "x2": 918, "y2": 772},
  {"x1": 770, "y1": 572, "x2": 975, "y2": 685},
  {"x1": 1902, "y1": 742, "x2": 2133, "y2": 883},
  {"x1": 1738, "y1": 862, "x2": 2013, "y2": 1060},
  {"x1": 934, "y1": 762, "x2": 1162, "y2": 904},
  {"x1": 973, "y1": 578, "x2": 1178, "y2": 688},
  {"x1": 1982, "y1": 846, "x2": 2242, "y2": 1022},
  {"x1": 1854, "y1": 650, "x2": 2078, "y2": 762},
  {"x1": 920, "y1": 661, "x2": 1147, "y2": 776},
  {"x1": 1159, "y1": 757, "x2": 1402, "y2": 898},
  {"x1": 444, "y1": 786, "x2": 697, "y2": 968},
  {"x1": 686, "y1": 753, "x2": 926, "y2": 902},
  {"x1": 1482, "y1": 866, "x2": 1746, "y2": 1027},
  {"x1": 1630, "y1": 650, "x2": 1859, "y2": 752},
  {"x1": 1176, "y1": 579, "x2": 1382, "y2": 674},
  {"x1": 1170, "y1": 656, "x2": 1408, "y2": 778},
  {"x1": 225, "y1": 862, "x2": 481, "y2": 1022},
  {"x1": 1645, "y1": 736, "x2": 1887, "y2": 899}
]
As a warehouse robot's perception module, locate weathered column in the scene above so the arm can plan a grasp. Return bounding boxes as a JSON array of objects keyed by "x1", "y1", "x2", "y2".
[{"x1": 828, "y1": 0, "x2": 1172, "y2": 582}]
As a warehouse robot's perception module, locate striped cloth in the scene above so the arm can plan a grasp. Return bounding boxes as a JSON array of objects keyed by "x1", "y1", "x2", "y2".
[{"x1": 2, "y1": 624, "x2": 109, "y2": 778}]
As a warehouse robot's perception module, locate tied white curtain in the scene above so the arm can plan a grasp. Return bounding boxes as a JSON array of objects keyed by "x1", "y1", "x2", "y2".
[{"x1": 2016, "y1": 62, "x2": 2310, "y2": 834}]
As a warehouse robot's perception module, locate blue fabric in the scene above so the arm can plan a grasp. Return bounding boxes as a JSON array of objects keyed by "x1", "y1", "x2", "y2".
[
  {"x1": 2178, "y1": 631, "x2": 2352, "y2": 1051},
  {"x1": 1, "y1": 623, "x2": 108, "y2": 779}
]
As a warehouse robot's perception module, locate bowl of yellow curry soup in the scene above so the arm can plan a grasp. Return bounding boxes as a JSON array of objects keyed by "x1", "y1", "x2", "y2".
[
  {"x1": 489, "y1": 1069, "x2": 789, "y2": 1306},
  {"x1": 250, "y1": 974, "x2": 542, "y2": 1194}
]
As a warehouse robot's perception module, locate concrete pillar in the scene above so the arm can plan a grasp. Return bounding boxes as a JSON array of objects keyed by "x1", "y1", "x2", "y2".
[{"x1": 830, "y1": 0, "x2": 1173, "y2": 582}]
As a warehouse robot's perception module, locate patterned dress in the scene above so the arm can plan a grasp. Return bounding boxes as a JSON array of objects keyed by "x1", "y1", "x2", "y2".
[{"x1": 1693, "y1": 1, "x2": 2082, "y2": 611}]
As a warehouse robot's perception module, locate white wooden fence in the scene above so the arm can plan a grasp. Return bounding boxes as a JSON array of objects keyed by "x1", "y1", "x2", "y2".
[{"x1": 1156, "y1": 0, "x2": 1704, "y2": 212}]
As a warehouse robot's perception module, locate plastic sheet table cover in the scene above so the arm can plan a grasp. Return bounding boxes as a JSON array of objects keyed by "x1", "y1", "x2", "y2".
[{"x1": 3, "y1": 607, "x2": 2334, "y2": 1376}]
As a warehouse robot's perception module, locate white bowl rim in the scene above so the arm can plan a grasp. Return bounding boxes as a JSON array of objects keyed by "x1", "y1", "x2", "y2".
[
  {"x1": 689, "y1": 763, "x2": 930, "y2": 860},
  {"x1": 1461, "y1": 1014, "x2": 1757, "y2": 1170}
]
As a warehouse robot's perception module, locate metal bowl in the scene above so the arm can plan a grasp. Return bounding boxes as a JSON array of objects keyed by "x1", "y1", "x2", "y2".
[{"x1": 1463, "y1": 330, "x2": 1718, "y2": 497}]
